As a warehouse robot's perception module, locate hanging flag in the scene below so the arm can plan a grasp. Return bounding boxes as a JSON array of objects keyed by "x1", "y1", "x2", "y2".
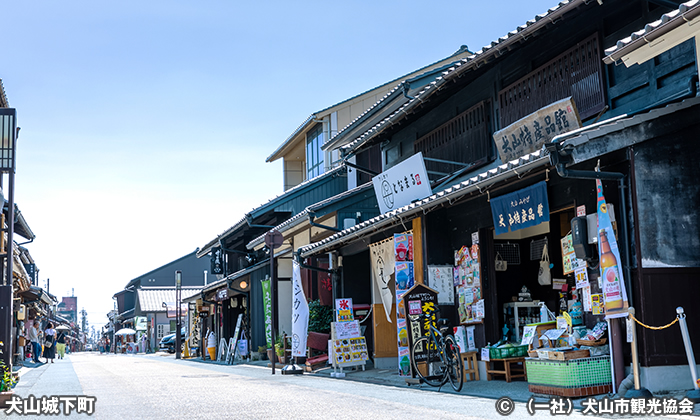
[
  {"x1": 261, "y1": 277, "x2": 272, "y2": 349},
  {"x1": 291, "y1": 261, "x2": 309, "y2": 357},
  {"x1": 596, "y1": 179, "x2": 629, "y2": 314}
]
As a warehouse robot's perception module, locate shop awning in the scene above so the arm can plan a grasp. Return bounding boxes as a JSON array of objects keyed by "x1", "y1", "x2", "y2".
[
  {"x1": 298, "y1": 149, "x2": 550, "y2": 258},
  {"x1": 136, "y1": 287, "x2": 203, "y2": 313}
]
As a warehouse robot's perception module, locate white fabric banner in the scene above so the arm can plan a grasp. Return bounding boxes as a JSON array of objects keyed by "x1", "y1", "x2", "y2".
[
  {"x1": 291, "y1": 260, "x2": 309, "y2": 357},
  {"x1": 370, "y1": 239, "x2": 395, "y2": 323}
]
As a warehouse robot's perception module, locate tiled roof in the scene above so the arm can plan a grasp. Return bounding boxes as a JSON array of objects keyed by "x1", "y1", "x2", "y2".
[
  {"x1": 603, "y1": 0, "x2": 700, "y2": 64},
  {"x1": 339, "y1": 1, "x2": 588, "y2": 155},
  {"x1": 246, "y1": 183, "x2": 374, "y2": 250},
  {"x1": 299, "y1": 149, "x2": 550, "y2": 258},
  {"x1": 197, "y1": 164, "x2": 347, "y2": 257},
  {"x1": 137, "y1": 287, "x2": 203, "y2": 313}
]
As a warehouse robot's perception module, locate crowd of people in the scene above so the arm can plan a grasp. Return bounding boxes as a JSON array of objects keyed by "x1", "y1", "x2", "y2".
[{"x1": 26, "y1": 321, "x2": 69, "y2": 364}]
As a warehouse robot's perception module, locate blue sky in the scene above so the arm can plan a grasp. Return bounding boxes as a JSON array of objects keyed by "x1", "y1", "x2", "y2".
[{"x1": 4, "y1": 0, "x2": 560, "y2": 329}]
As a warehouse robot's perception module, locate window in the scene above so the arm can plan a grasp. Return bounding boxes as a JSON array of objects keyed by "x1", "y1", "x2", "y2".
[{"x1": 306, "y1": 124, "x2": 325, "y2": 179}]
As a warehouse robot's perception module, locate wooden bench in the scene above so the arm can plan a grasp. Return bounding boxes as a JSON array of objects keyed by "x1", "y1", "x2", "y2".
[
  {"x1": 305, "y1": 332, "x2": 330, "y2": 371},
  {"x1": 461, "y1": 351, "x2": 479, "y2": 381},
  {"x1": 485, "y1": 357, "x2": 527, "y2": 382}
]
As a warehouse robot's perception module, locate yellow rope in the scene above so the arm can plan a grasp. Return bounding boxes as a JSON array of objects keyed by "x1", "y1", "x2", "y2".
[{"x1": 629, "y1": 313, "x2": 679, "y2": 330}]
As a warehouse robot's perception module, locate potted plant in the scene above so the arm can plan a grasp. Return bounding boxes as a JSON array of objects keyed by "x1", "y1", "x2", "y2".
[
  {"x1": 0, "y1": 342, "x2": 18, "y2": 408},
  {"x1": 274, "y1": 333, "x2": 286, "y2": 364}
]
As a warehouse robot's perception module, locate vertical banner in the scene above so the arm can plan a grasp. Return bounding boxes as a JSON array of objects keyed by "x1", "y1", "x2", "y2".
[
  {"x1": 596, "y1": 179, "x2": 629, "y2": 314},
  {"x1": 394, "y1": 233, "x2": 414, "y2": 376},
  {"x1": 291, "y1": 261, "x2": 309, "y2": 357},
  {"x1": 369, "y1": 240, "x2": 395, "y2": 323},
  {"x1": 261, "y1": 277, "x2": 273, "y2": 349}
]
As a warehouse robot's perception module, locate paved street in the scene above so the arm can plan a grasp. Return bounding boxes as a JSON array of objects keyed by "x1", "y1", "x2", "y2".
[{"x1": 4, "y1": 353, "x2": 697, "y2": 419}]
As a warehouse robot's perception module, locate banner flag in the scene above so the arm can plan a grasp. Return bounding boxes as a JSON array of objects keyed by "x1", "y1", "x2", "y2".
[
  {"x1": 261, "y1": 277, "x2": 272, "y2": 348},
  {"x1": 291, "y1": 261, "x2": 310, "y2": 357},
  {"x1": 596, "y1": 179, "x2": 629, "y2": 314}
]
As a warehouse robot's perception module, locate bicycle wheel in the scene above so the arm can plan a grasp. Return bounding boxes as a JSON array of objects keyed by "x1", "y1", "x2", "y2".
[
  {"x1": 444, "y1": 335, "x2": 464, "y2": 392},
  {"x1": 411, "y1": 337, "x2": 444, "y2": 387}
]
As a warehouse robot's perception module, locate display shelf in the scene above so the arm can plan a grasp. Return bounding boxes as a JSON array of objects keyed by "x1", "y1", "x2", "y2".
[{"x1": 503, "y1": 302, "x2": 542, "y2": 342}]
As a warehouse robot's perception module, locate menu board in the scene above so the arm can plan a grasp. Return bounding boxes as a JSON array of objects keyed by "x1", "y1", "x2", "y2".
[
  {"x1": 335, "y1": 320, "x2": 361, "y2": 340},
  {"x1": 332, "y1": 337, "x2": 369, "y2": 366}
]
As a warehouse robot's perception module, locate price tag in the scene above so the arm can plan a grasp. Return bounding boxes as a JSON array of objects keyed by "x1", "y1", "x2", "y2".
[{"x1": 481, "y1": 347, "x2": 490, "y2": 362}]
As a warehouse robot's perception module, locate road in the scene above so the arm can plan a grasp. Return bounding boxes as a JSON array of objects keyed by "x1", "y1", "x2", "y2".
[{"x1": 5, "y1": 353, "x2": 695, "y2": 419}]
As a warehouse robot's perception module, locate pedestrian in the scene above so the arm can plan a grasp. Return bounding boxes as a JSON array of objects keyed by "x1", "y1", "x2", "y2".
[
  {"x1": 27, "y1": 321, "x2": 42, "y2": 364},
  {"x1": 106, "y1": 337, "x2": 110, "y2": 353},
  {"x1": 44, "y1": 322, "x2": 56, "y2": 363},
  {"x1": 56, "y1": 329, "x2": 67, "y2": 360}
]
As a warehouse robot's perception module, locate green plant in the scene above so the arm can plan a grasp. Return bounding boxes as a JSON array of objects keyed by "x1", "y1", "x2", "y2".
[
  {"x1": 274, "y1": 332, "x2": 285, "y2": 357},
  {"x1": 0, "y1": 341, "x2": 17, "y2": 392},
  {"x1": 308, "y1": 300, "x2": 333, "y2": 334}
]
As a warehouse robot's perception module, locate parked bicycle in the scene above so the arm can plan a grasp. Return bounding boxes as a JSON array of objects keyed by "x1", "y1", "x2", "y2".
[{"x1": 409, "y1": 307, "x2": 463, "y2": 392}]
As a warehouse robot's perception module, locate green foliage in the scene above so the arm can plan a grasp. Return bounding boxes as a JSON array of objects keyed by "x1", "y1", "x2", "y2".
[
  {"x1": 0, "y1": 342, "x2": 17, "y2": 392},
  {"x1": 308, "y1": 300, "x2": 333, "y2": 334}
]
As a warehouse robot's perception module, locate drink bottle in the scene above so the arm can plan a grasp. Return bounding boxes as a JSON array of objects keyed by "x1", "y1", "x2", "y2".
[{"x1": 599, "y1": 229, "x2": 623, "y2": 310}]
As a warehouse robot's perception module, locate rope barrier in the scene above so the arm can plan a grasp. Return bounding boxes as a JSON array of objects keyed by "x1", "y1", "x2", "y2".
[{"x1": 629, "y1": 312, "x2": 679, "y2": 330}]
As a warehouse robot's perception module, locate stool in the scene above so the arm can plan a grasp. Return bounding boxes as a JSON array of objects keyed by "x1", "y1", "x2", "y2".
[
  {"x1": 485, "y1": 357, "x2": 526, "y2": 382},
  {"x1": 460, "y1": 351, "x2": 479, "y2": 381}
]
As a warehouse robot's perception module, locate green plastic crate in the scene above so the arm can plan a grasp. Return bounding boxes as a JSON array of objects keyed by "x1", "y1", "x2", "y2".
[
  {"x1": 489, "y1": 344, "x2": 528, "y2": 359},
  {"x1": 526, "y1": 356, "x2": 612, "y2": 388}
]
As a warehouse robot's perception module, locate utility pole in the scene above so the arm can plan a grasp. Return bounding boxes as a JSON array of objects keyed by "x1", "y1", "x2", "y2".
[{"x1": 81, "y1": 308, "x2": 88, "y2": 349}]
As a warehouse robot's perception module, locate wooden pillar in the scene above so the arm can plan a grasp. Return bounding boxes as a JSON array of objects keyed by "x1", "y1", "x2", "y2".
[{"x1": 412, "y1": 217, "x2": 424, "y2": 285}]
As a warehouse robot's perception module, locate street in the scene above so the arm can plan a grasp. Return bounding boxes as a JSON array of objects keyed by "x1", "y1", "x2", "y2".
[{"x1": 4, "y1": 353, "x2": 696, "y2": 419}]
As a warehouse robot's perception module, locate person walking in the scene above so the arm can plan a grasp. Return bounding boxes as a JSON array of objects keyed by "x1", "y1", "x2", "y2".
[
  {"x1": 56, "y1": 329, "x2": 67, "y2": 360},
  {"x1": 44, "y1": 322, "x2": 56, "y2": 363},
  {"x1": 27, "y1": 321, "x2": 42, "y2": 364}
]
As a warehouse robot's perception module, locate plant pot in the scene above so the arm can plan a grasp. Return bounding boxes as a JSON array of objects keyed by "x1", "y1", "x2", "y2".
[
  {"x1": 0, "y1": 391, "x2": 14, "y2": 408},
  {"x1": 266, "y1": 349, "x2": 274, "y2": 362},
  {"x1": 277, "y1": 355, "x2": 285, "y2": 364}
]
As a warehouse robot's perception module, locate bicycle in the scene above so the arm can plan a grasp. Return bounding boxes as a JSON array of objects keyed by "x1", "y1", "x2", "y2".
[{"x1": 409, "y1": 308, "x2": 463, "y2": 392}]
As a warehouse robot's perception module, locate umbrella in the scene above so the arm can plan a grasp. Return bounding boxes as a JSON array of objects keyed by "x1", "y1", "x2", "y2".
[
  {"x1": 56, "y1": 325, "x2": 71, "y2": 331},
  {"x1": 114, "y1": 328, "x2": 136, "y2": 336}
]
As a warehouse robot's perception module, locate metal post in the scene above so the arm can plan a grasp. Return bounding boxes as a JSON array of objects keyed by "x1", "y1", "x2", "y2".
[
  {"x1": 270, "y1": 246, "x2": 276, "y2": 375},
  {"x1": 677, "y1": 307, "x2": 700, "y2": 401},
  {"x1": 175, "y1": 271, "x2": 182, "y2": 359}
]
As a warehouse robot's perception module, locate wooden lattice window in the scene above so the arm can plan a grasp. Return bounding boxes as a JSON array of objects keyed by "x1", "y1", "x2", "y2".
[
  {"x1": 499, "y1": 33, "x2": 605, "y2": 128},
  {"x1": 414, "y1": 100, "x2": 492, "y2": 179}
]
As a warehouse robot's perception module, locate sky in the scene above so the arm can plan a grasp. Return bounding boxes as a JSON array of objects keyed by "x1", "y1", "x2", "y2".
[{"x1": 4, "y1": 0, "x2": 559, "y2": 330}]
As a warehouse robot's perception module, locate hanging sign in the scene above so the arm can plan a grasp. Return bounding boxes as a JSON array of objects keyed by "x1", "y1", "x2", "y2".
[
  {"x1": 490, "y1": 181, "x2": 550, "y2": 235},
  {"x1": 493, "y1": 97, "x2": 581, "y2": 163},
  {"x1": 372, "y1": 152, "x2": 432, "y2": 214},
  {"x1": 210, "y1": 247, "x2": 224, "y2": 275},
  {"x1": 562, "y1": 233, "x2": 587, "y2": 275}
]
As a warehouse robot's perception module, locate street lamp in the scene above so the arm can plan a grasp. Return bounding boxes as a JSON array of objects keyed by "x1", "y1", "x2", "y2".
[
  {"x1": 175, "y1": 270, "x2": 182, "y2": 360},
  {"x1": 0, "y1": 108, "x2": 17, "y2": 371}
]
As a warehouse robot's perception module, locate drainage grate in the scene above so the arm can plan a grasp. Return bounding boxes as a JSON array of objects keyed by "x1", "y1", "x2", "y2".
[
  {"x1": 181, "y1": 374, "x2": 229, "y2": 379},
  {"x1": 494, "y1": 243, "x2": 520, "y2": 265}
]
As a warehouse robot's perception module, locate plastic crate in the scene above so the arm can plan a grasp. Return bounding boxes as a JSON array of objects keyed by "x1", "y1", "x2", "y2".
[
  {"x1": 525, "y1": 355, "x2": 611, "y2": 388},
  {"x1": 489, "y1": 344, "x2": 528, "y2": 359}
]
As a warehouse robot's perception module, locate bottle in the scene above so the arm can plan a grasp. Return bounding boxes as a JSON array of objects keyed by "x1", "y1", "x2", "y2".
[
  {"x1": 599, "y1": 229, "x2": 624, "y2": 310},
  {"x1": 540, "y1": 304, "x2": 549, "y2": 323}
]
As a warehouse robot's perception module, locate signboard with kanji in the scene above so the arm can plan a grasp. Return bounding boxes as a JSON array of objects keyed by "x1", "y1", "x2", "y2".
[
  {"x1": 401, "y1": 284, "x2": 439, "y2": 366},
  {"x1": 210, "y1": 247, "x2": 224, "y2": 275},
  {"x1": 490, "y1": 181, "x2": 550, "y2": 235},
  {"x1": 493, "y1": 97, "x2": 581, "y2": 163},
  {"x1": 372, "y1": 152, "x2": 432, "y2": 214}
]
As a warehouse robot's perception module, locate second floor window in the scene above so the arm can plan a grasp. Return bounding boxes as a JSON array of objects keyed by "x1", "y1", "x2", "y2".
[{"x1": 306, "y1": 124, "x2": 324, "y2": 179}]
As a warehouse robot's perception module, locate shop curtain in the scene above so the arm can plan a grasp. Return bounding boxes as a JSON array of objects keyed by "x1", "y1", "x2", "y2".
[{"x1": 370, "y1": 239, "x2": 395, "y2": 323}]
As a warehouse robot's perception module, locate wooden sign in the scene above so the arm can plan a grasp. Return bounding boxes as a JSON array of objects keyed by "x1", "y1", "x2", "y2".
[{"x1": 493, "y1": 97, "x2": 581, "y2": 163}]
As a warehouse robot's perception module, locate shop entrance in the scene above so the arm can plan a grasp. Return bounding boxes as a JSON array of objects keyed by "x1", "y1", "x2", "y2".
[{"x1": 493, "y1": 208, "x2": 575, "y2": 343}]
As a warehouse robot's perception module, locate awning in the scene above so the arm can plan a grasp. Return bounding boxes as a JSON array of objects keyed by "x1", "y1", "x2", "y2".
[{"x1": 298, "y1": 150, "x2": 550, "y2": 258}]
